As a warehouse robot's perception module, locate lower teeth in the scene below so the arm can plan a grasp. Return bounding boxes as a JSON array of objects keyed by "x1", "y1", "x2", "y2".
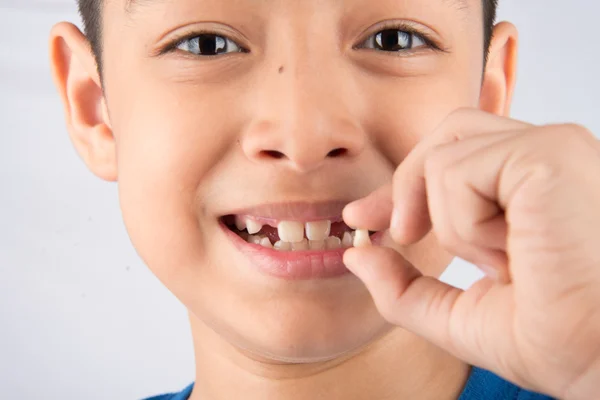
[
  {"x1": 291, "y1": 239, "x2": 309, "y2": 251},
  {"x1": 274, "y1": 241, "x2": 291, "y2": 251}
]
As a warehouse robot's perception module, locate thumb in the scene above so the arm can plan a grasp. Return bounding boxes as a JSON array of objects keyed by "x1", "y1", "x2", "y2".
[{"x1": 343, "y1": 246, "x2": 512, "y2": 372}]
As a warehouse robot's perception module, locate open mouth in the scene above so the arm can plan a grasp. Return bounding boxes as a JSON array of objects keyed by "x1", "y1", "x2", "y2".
[{"x1": 221, "y1": 215, "x2": 373, "y2": 251}]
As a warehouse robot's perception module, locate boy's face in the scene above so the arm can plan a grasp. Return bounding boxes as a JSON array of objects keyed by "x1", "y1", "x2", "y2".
[{"x1": 95, "y1": 0, "x2": 499, "y2": 361}]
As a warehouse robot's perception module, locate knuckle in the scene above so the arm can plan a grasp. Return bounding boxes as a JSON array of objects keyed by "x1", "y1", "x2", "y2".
[
  {"x1": 563, "y1": 122, "x2": 593, "y2": 139},
  {"x1": 442, "y1": 165, "x2": 462, "y2": 190},
  {"x1": 440, "y1": 169, "x2": 479, "y2": 243},
  {"x1": 423, "y1": 151, "x2": 439, "y2": 177},
  {"x1": 447, "y1": 107, "x2": 478, "y2": 122},
  {"x1": 531, "y1": 125, "x2": 595, "y2": 173},
  {"x1": 435, "y1": 107, "x2": 476, "y2": 137},
  {"x1": 510, "y1": 138, "x2": 564, "y2": 183},
  {"x1": 558, "y1": 124, "x2": 591, "y2": 149},
  {"x1": 454, "y1": 218, "x2": 479, "y2": 244},
  {"x1": 434, "y1": 222, "x2": 461, "y2": 251},
  {"x1": 533, "y1": 123, "x2": 592, "y2": 152},
  {"x1": 377, "y1": 295, "x2": 401, "y2": 324},
  {"x1": 424, "y1": 147, "x2": 448, "y2": 177}
]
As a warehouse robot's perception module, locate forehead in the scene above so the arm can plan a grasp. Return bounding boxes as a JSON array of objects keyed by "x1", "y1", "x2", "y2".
[{"x1": 121, "y1": 0, "x2": 476, "y2": 14}]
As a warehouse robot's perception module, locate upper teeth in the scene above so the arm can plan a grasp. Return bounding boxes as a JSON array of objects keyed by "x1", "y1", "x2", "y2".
[
  {"x1": 246, "y1": 219, "x2": 263, "y2": 235},
  {"x1": 305, "y1": 220, "x2": 331, "y2": 241},
  {"x1": 235, "y1": 216, "x2": 247, "y2": 231},
  {"x1": 277, "y1": 220, "x2": 334, "y2": 242},
  {"x1": 277, "y1": 221, "x2": 305, "y2": 243},
  {"x1": 237, "y1": 216, "x2": 373, "y2": 251}
]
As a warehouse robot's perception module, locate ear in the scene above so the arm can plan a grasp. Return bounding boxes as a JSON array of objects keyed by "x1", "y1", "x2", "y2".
[
  {"x1": 49, "y1": 22, "x2": 117, "y2": 181},
  {"x1": 479, "y1": 22, "x2": 519, "y2": 117}
]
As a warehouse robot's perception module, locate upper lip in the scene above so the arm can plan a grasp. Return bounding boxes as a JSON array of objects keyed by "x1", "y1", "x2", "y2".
[{"x1": 221, "y1": 200, "x2": 349, "y2": 223}]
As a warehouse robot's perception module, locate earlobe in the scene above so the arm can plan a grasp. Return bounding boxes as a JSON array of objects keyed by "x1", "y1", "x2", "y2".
[
  {"x1": 479, "y1": 22, "x2": 519, "y2": 117},
  {"x1": 49, "y1": 22, "x2": 117, "y2": 182}
]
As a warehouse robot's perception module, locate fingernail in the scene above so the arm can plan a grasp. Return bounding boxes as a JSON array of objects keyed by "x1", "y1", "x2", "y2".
[
  {"x1": 342, "y1": 202, "x2": 358, "y2": 223},
  {"x1": 391, "y1": 208, "x2": 401, "y2": 231},
  {"x1": 391, "y1": 208, "x2": 406, "y2": 243}
]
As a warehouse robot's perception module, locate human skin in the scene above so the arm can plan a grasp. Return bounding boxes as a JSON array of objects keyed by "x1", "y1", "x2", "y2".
[
  {"x1": 344, "y1": 110, "x2": 600, "y2": 400},
  {"x1": 48, "y1": 0, "x2": 527, "y2": 399}
]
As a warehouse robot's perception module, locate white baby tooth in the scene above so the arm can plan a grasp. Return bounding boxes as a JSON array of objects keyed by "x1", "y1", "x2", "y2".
[
  {"x1": 235, "y1": 216, "x2": 247, "y2": 231},
  {"x1": 305, "y1": 220, "x2": 331, "y2": 241},
  {"x1": 325, "y1": 236, "x2": 342, "y2": 250},
  {"x1": 309, "y1": 240, "x2": 325, "y2": 250},
  {"x1": 274, "y1": 241, "x2": 292, "y2": 251},
  {"x1": 277, "y1": 221, "x2": 304, "y2": 243},
  {"x1": 260, "y1": 238, "x2": 273, "y2": 248},
  {"x1": 291, "y1": 239, "x2": 309, "y2": 251},
  {"x1": 248, "y1": 235, "x2": 261, "y2": 244},
  {"x1": 342, "y1": 232, "x2": 353, "y2": 248},
  {"x1": 246, "y1": 219, "x2": 263, "y2": 235},
  {"x1": 353, "y1": 229, "x2": 372, "y2": 248}
]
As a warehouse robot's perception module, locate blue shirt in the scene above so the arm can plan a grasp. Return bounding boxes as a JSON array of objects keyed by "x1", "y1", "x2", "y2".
[{"x1": 144, "y1": 367, "x2": 555, "y2": 400}]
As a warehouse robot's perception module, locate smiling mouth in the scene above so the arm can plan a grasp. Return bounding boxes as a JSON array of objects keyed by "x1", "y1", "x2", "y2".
[{"x1": 221, "y1": 215, "x2": 374, "y2": 251}]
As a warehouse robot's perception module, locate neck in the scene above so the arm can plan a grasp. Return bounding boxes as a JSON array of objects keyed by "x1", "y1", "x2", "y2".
[{"x1": 187, "y1": 314, "x2": 470, "y2": 400}]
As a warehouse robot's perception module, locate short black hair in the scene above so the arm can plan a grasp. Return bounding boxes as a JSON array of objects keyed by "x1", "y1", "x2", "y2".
[{"x1": 77, "y1": 0, "x2": 499, "y2": 74}]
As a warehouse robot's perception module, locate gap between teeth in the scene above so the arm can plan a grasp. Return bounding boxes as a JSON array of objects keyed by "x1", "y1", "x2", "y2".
[{"x1": 235, "y1": 216, "x2": 372, "y2": 250}]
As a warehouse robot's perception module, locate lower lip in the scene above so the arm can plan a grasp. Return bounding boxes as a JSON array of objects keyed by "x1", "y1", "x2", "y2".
[{"x1": 220, "y1": 222, "x2": 383, "y2": 280}]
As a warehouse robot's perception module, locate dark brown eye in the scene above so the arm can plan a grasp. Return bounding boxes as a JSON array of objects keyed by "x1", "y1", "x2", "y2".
[
  {"x1": 177, "y1": 34, "x2": 242, "y2": 56},
  {"x1": 360, "y1": 29, "x2": 426, "y2": 52}
]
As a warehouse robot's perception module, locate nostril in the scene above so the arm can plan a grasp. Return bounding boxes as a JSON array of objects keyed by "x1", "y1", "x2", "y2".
[
  {"x1": 327, "y1": 148, "x2": 348, "y2": 158},
  {"x1": 261, "y1": 150, "x2": 286, "y2": 159}
]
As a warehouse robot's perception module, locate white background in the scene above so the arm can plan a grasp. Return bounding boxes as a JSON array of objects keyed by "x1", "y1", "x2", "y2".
[{"x1": 1, "y1": 1, "x2": 598, "y2": 399}]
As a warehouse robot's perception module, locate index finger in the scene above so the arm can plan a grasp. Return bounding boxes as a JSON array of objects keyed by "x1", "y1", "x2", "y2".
[
  {"x1": 391, "y1": 108, "x2": 532, "y2": 244},
  {"x1": 343, "y1": 184, "x2": 393, "y2": 231}
]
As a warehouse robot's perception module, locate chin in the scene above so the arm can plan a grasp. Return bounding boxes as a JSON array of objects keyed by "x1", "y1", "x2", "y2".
[
  {"x1": 193, "y1": 281, "x2": 393, "y2": 364},
  {"x1": 232, "y1": 321, "x2": 391, "y2": 364}
]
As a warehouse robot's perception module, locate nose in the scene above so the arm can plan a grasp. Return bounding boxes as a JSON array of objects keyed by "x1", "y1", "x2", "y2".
[{"x1": 241, "y1": 61, "x2": 366, "y2": 173}]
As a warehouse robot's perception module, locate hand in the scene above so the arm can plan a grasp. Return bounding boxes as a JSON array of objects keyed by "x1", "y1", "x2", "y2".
[{"x1": 343, "y1": 108, "x2": 600, "y2": 400}]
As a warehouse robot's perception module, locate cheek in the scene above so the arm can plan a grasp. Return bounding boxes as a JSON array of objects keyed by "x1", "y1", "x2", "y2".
[
  {"x1": 362, "y1": 71, "x2": 480, "y2": 165},
  {"x1": 106, "y1": 76, "x2": 240, "y2": 278}
]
